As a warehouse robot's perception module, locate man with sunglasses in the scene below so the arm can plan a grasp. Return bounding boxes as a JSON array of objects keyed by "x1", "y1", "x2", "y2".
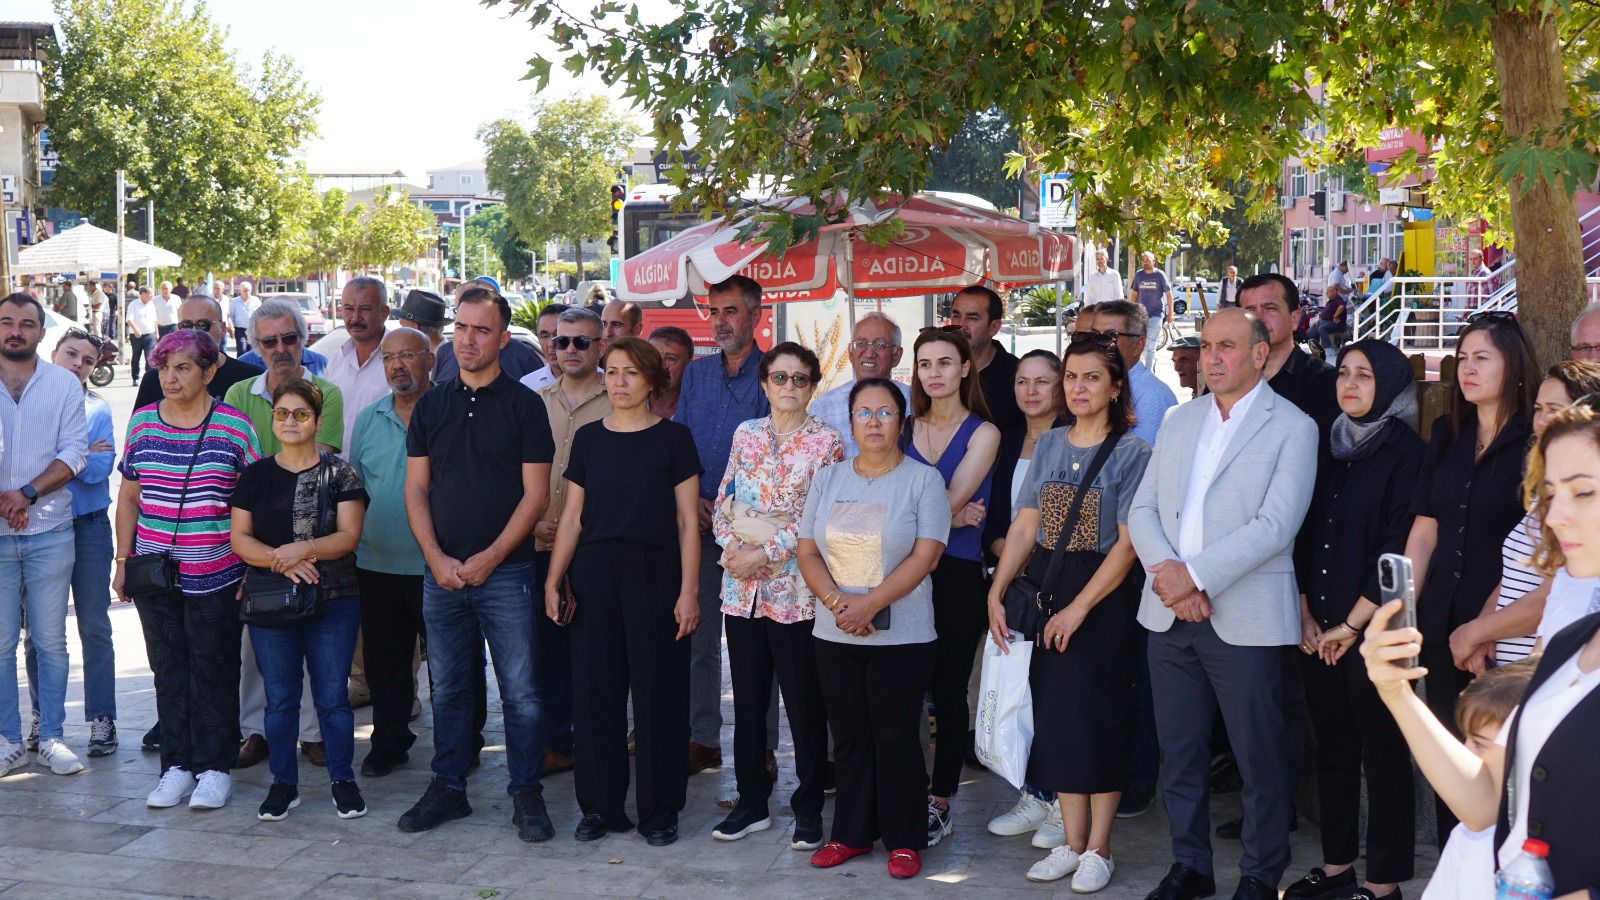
[
  {"x1": 526, "y1": 306, "x2": 612, "y2": 777},
  {"x1": 811, "y1": 312, "x2": 911, "y2": 458},
  {"x1": 133, "y1": 295, "x2": 262, "y2": 411}
]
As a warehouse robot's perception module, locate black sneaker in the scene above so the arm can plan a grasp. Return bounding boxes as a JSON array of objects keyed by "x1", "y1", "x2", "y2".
[
  {"x1": 926, "y1": 798, "x2": 953, "y2": 848},
  {"x1": 361, "y1": 751, "x2": 408, "y2": 778},
  {"x1": 791, "y1": 816, "x2": 824, "y2": 850},
  {"x1": 258, "y1": 783, "x2": 301, "y2": 821},
  {"x1": 1283, "y1": 867, "x2": 1358, "y2": 900},
  {"x1": 512, "y1": 791, "x2": 554, "y2": 842},
  {"x1": 711, "y1": 805, "x2": 772, "y2": 841},
  {"x1": 397, "y1": 779, "x2": 471, "y2": 833},
  {"x1": 331, "y1": 780, "x2": 367, "y2": 819},
  {"x1": 88, "y1": 718, "x2": 118, "y2": 758},
  {"x1": 1116, "y1": 786, "x2": 1156, "y2": 818},
  {"x1": 141, "y1": 723, "x2": 160, "y2": 753}
]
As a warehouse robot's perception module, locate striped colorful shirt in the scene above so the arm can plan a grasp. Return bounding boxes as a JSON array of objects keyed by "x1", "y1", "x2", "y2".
[{"x1": 120, "y1": 402, "x2": 261, "y2": 596}]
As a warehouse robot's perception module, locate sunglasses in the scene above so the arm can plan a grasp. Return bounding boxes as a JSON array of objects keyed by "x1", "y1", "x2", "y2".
[
  {"x1": 767, "y1": 372, "x2": 813, "y2": 388},
  {"x1": 177, "y1": 319, "x2": 215, "y2": 333},
  {"x1": 852, "y1": 408, "x2": 899, "y2": 422},
  {"x1": 257, "y1": 331, "x2": 302, "y2": 350},
  {"x1": 379, "y1": 349, "x2": 430, "y2": 365},
  {"x1": 63, "y1": 328, "x2": 106, "y2": 349},
  {"x1": 552, "y1": 335, "x2": 595, "y2": 351},
  {"x1": 270, "y1": 407, "x2": 314, "y2": 423},
  {"x1": 1466, "y1": 309, "x2": 1519, "y2": 326},
  {"x1": 1069, "y1": 330, "x2": 1120, "y2": 349}
]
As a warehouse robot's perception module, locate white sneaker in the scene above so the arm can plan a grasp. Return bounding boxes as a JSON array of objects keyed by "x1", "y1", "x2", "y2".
[
  {"x1": 0, "y1": 736, "x2": 26, "y2": 776},
  {"x1": 1070, "y1": 850, "x2": 1114, "y2": 893},
  {"x1": 189, "y1": 770, "x2": 232, "y2": 809},
  {"x1": 37, "y1": 738, "x2": 85, "y2": 775},
  {"x1": 988, "y1": 791, "x2": 1052, "y2": 836},
  {"x1": 1027, "y1": 845, "x2": 1082, "y2": 882},
  {"x1": 1030, "y1": 800, "x2": 1065, "y2": 848},
  {"x1": 147, "y1": 767, "x2": 197, "y2": 807}
]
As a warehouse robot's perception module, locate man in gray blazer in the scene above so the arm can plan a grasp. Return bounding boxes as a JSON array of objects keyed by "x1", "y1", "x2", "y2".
[{"x1": 1127, "y1": 309, "x2": 1318, "y2": 900}]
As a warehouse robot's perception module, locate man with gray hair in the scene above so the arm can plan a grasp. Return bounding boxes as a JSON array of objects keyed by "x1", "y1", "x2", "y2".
[
  {"x1": 809, "y1": 311, "x2": 911, "y2": 458},
  {"x1": 325, "y1": 277, "x2": 392, "y2": 457},
  {"x1": 1083, "y1": 248, "x2": 1125, "y2": 305},
  {"x1": 1570, "y1": 301, "x2": 1600, "y2": 362}
]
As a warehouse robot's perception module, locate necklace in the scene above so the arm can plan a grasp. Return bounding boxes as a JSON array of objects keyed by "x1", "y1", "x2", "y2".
[
  {"x1": 917, "y1": 416, "x2": 960, "y2": 465},
  {"x1": 770, "y1": 416, "x2": 805, "y2": 438},
  {"x1": 854, "y1": 455, "x2": 899, "y2": 483}
]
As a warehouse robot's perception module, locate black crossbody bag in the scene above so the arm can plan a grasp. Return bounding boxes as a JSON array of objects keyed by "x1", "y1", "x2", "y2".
[
  {"x1": 240, "y1": 454, "x2": 334, "y2": 628},
  {"x1": 123, "y1": 402, "x2": 217, "y2": 600},
  {"x1": 1001, "y1": 436, "x2": 1118, "y2": 642}
]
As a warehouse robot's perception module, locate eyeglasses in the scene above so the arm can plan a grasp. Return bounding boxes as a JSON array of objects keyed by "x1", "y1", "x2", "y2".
[
  {"x1": 552, "y1": 335, "x2": 595, "y2": 351},
  {"x1": 1570, "y1": 343, "x2": 1600, "y2": 356},
  {"x1": 177, "y1": 319, "x2": 215, "y2": 333},
  {"x1": 852, "y1": 408, "x2": 898, "y2": 422},
  {"x1": 256, "y1": 331, "x2": 302, "y2": 350},
  {"x1": 767, "y1": 372, "x2": 813, "y2": 388},
  {"x1": 1467, "y1": 310, "x2": 1519, "y2": 326},
  {"x1": 270, "y1": 407, "x2": 314, "y2": 423},
  {"x1": 380, "y1": 350, "x2": 430, "y2": 365},
  {"x1": 62, "y1": 328, "x2": 106, "y2": 349},
  {"x1": 848, "y1": 339, "x2": 895, "y2": 352}
]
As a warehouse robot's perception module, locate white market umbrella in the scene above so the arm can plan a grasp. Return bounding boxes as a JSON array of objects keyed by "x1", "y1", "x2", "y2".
[{"x1": 13, "y1": 222, "x2": 182, "y2": 276}]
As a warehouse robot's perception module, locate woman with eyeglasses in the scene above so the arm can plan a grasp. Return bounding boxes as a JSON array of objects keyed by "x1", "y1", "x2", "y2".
[
  {"x1": 228, "y1": 378, "x2": 369, "y2": 822},
  {"x1": 543, "y1": 336, "x2": 703, "y2": 846},
  {"x1": 1402, "y1": 312, "x2": 1538, "y2": 844},
  {"x1": 985, "y1": 339, "x2": 1150, "y2": 891},
  {"x1": 708, "y1": 341, "x2": 844, "y2": 847},
  {"x1": 903, "y1": 326, "x2": 1000, "y2": 847},
  {"x1": 114, "y1": 330, "x2": 261, "y2": 811},
  {"x1": 796, "y1": 378, "x2": 949, "y2": 878}
]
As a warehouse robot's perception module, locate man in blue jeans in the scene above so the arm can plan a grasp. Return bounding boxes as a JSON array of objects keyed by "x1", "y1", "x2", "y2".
[
  {"x1": 0, "y1": 292, "x2": 90, "y2": 776},
  {"x1": 399, "y1": 285, "x2": 556, "y2": 842},
  {"x1": 21, "y1": 330, "x2": 120, "y2": 757}
]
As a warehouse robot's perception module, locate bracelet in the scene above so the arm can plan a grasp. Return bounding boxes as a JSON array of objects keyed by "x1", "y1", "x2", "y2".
[
  {"x1": 114, "y1": 555, "x2": 128, "y2": 562},
  {"x1": 822, "y1": 590, "x2": 841, "y2": 611},
  {"x1": 1343, "y1": 620, "x2": 1362, "y2": 634}
]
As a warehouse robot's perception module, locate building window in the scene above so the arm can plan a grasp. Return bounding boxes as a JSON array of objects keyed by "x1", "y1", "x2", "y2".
[
  {"x1": 1289, "y1": 228, "x2": 1309, "y2": 277},
  {"x1": 1311, "y1": 227, "x2": 1327, "y2": 272},
  {"x1": 462, "y1": 174, "x2": 473, "y2": 185},
  {"x1": 1289, "y1": 166, "x2": 1307, "y2": 198},
  {"x1": 1337, "y1": 225, "x2": 1357, "y2": 268},
  {"x1": 1326, "y1": 173, "x2": 1345, "y2": 196},
  {"x1": 1362, "y1": 223, "x2": 1384, "y2": 268},
  {"x1": 1387, "y1": 221, "x2": 1406, "y2": 267}
]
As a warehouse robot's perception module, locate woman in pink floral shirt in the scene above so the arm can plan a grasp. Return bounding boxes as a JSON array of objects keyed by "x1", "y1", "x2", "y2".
[{"x1": 710, "y1": 341, "x2": 844, "y2": 848}]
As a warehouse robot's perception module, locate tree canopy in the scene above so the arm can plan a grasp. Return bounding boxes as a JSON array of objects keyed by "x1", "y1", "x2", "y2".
[{"x1": 46, "y1": 0, "x2": 321, "y2": 275}]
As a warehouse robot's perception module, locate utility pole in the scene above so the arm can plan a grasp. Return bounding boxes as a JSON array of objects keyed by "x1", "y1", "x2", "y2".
[
  {"x1": 145, "y1": 200, "x2": 155, "y2": 292},
  {"x1": 116, "y1": 169, "x2": 126, "y2": 343}
]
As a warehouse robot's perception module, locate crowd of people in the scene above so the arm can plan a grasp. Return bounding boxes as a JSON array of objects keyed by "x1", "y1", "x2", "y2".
[{"x1": 3, "y1": 271, "x2": 1600, "y2": 896}]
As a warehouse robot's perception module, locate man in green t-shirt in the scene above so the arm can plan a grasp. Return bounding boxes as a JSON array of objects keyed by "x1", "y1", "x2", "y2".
[{"x1": 223, "y1": 296, "x2": 344, "y2": 456}]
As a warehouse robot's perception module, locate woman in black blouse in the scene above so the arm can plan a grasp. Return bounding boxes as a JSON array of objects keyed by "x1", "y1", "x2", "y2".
[
  {"x1": 1283, "y1": 340, "x2": 1425, "y2": 900},
  {"x1": 1402, "y1": 312, "x2": 1537, "y2": 844}
]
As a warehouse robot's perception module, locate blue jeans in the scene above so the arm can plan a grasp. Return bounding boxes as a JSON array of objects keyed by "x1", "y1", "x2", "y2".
[
  {"x1": 26, "y1": 510, "x2": 118, "y2": 721},
  {"x1": 129, "y1": 333, "x2": 154, "y2": 383},
  {"x1": 0, "y1": 524, "x2": 76, "y2": 742},
  {"x1": 423, "y1": 561, "x2": 543, "y2": 795},
  {"x1": 248, "y1": 595, "x2": 361, "y2": 784}
]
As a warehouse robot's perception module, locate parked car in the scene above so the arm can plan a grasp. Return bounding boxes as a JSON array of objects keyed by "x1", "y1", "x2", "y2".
[{"x1": 260, "y1": 292, "x2": 330, "y2": 337}]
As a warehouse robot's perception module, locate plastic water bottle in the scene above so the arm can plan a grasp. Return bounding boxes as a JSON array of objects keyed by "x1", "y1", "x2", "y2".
[{"x1": 1496, "y1": 838, "x2": 1554, "y2": 900}]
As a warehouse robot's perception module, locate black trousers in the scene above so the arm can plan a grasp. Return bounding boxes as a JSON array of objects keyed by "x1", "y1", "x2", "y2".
[
  {"x1": 356, "y1": 568, "x2": 425, "y2": 760},
  {"x1": 569, "y1": 541, "x2": 689, "y2": 832},
  {"x1": 134, "y1": 587, "x2": 242, "y2": 775},
  {"x1": 725, "y1": 613, "x2": 828, "y2": 820},
  {"x1": 928, "y1": 556, "x2": 987, "y2": 797},
  {"x1": 816, "y1": 637, "x2": 935, "y2": 851},
  {"x1": 1300, "y1": 650, "x2": 1415, "y2": 882},
  {"x1": 1419, "y1": 634, "x2": 1473, "y2": 845}
]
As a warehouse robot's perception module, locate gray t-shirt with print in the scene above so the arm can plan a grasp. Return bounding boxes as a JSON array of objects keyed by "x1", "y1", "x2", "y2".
[
  {"x1": 1016, "y1": 430, "x2": 1151, "y2": 554},
  {"x1": 799, "y1": 456, "x2": 951, "y2": 646}
]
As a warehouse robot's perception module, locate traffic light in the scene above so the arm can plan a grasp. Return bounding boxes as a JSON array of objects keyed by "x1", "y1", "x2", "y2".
[
  {"x1": 1310, "y1": 189, "x2": 1327, "y2": 218},
  {"x1": 436, "y1": 232, "x2": 449, "y2": 254},
  {"x1": 607, "y1": 231, "x2": 618, "y2": 254},
  {"x1": 610, "y1": 184, "x2": 625, "y2": 214}
]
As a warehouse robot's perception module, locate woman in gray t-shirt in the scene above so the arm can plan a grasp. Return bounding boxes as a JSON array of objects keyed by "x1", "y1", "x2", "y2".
[{"x1": 796, "y1": 379, "x2": 949, "y2": 877}]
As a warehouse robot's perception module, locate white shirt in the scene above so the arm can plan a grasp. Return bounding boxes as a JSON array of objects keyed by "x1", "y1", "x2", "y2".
[
  {"x1": 1497, "y1": 652, "x2": 1600, "y2": 868},
  {"x1": 1328, "y1": 267, "x2": 1352, "y2": 295},
  {"x1": 127, "y1": 297, "x2": 158, "y2": 336},
  {"x1": 1422, "y1": 823, "x2": 1496, "y2": 900},
  {"x1": 1218, "y1": 277, "x2": 1241, "y2": 306},
  {"x1": 323, "y1": 339, "x2": 391, "y2": 459},
  {"x1": 520, "y1": 365, "x2": 559, "y2": 393},
  {"x1": 1010, "y1": 456, "x2": 1032, "y2": 512},
  {"x1": 809, "y1": 377, "x2": 912, "y2": 458},
  {"x1": 154, "y1": 294, "x2": 176, "y2": 326},
  {"x1": 0, "y1": 360, "x2": 89, "y2": 536},
  {"x1": 1536, "y1": 568, "x2": 1600, "y2": 647},
  {"x1": 1083, "y1": 267, "x2": 1125, "y2": 305},
  {"x1": 1176, "y1": 377, "x2": 1266, "y2": 590}
]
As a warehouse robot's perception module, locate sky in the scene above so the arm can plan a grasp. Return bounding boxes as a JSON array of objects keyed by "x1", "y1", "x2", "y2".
[{"x1": 14, "y1": 0, "x2": 654, "y2": 182}]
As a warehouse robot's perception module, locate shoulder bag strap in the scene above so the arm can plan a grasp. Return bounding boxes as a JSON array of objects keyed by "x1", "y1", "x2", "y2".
[
  {"x1": 1037, "y1": 434, "x2": 1121, "y2": 602},
  {"x1": 165, "y1": 401, "x2": 219, "y2": 550},
  {"x1": 313, "y1": 452, "x2": 334, "y2": 538}
]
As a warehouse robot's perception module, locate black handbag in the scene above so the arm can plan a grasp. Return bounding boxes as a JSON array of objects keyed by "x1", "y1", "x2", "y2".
[
  {"x1": 240, "y1": 454, "x2": 335, "y2": 628},
  {"x1": 1001, "y1": 435, "x2": 1118, "y2": 641},
  {"x1": 123, "y1": 402, "x2": 217, "y2": 600}
]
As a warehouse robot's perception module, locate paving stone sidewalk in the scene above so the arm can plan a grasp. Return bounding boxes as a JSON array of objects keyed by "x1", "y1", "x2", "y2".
[{"x1": 0, "y1": 602, "x2": 1438, "y2": 898}]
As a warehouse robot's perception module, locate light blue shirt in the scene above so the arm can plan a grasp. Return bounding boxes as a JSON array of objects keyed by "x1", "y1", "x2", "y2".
[
  {"x1": 0, "y1": 360, "x2": 88, "y2": 535},
  {"x1": 1129, "y1": 361, "x2": 1178, "y2": 449},
  {"x1": 68, "y1": 391, "x2": 115, "y2": 517},
  {"x1": 809, "y1": 378, "x2": 911, "y2": 458},
  {"x1": 348, "y1": 394, "x2": 424, "y2": 576}
]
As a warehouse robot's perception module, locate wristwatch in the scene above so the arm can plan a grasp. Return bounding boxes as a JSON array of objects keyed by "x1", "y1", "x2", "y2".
[{"x1": 19, "y1": 484, "x2": 37, "y2": 505}]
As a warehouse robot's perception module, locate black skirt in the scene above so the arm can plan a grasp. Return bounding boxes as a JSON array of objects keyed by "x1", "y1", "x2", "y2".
[{"x1": 1022, "y1": 546, "x2": 1144, "y2": 795}]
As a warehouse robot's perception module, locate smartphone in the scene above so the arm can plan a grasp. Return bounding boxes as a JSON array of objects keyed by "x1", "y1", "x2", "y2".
[
  {"x1": 1377, "y1": 553, "x2": 1418, "y2": 669},
  {"x1": 555, "y1": 578, "x2": 577, "y2": 626},
  {"x1": 871, "y1": 605, "x2": 891, "y2": 630}
]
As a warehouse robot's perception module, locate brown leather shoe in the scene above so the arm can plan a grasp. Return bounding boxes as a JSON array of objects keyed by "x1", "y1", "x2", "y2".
[
  {"x1": 687, "y1": 741, "x2": 722, "y2": 774},
  {"x1": 236, "y1": 734, "x2": 268, "y2": 769},
  {"x1": 764, "y1": 749, "x2": 779, "y2": 783},
  {"x1": 543, "y1": 749, "x2": 575, "y2": 776},
  {"x1": 301, "y1": 740, "x2": 327, "y2": 767}
]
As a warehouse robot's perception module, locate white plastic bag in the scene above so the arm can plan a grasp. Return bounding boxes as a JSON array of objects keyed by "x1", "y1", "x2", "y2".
[{"x1": 974, "y1": 636, "x2": 1034, "y2": 789}]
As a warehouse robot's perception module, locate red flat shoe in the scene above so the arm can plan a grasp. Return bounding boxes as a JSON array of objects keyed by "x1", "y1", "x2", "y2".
[
  {"x1": 810, "y1": 841, "x2": 872, "y2": 868},
  {"x1": 887, "y1": 848, "x2": 921, "y2": 879}
]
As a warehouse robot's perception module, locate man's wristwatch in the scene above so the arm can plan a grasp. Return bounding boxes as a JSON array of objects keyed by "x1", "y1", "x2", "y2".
[{"x1": 19, "y1": 484, "x2": 38, "y2": 506}]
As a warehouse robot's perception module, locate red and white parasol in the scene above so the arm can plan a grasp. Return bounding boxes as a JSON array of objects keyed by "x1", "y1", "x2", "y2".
[{"x1": 618, "y1": 192, "x2": 1074, "y2": 303}]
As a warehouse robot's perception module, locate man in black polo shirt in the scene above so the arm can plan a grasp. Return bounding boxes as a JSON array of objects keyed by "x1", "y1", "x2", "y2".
[
  {"x1": 399, "y1": 284, "x2": 557, "y2": 842},
  {"x1": 949, "y1": 284, "x2": 1022, "y2": 432}
]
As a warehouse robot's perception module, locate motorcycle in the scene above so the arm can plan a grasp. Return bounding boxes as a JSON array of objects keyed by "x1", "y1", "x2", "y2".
[{"x1": 89, "y1": 338, "x2": 120, "y2": 388}]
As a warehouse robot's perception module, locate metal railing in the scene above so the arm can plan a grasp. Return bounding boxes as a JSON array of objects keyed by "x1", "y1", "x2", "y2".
[{"x1": 1349, "y1": 268, "x2": 1511, "y2": 351}]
